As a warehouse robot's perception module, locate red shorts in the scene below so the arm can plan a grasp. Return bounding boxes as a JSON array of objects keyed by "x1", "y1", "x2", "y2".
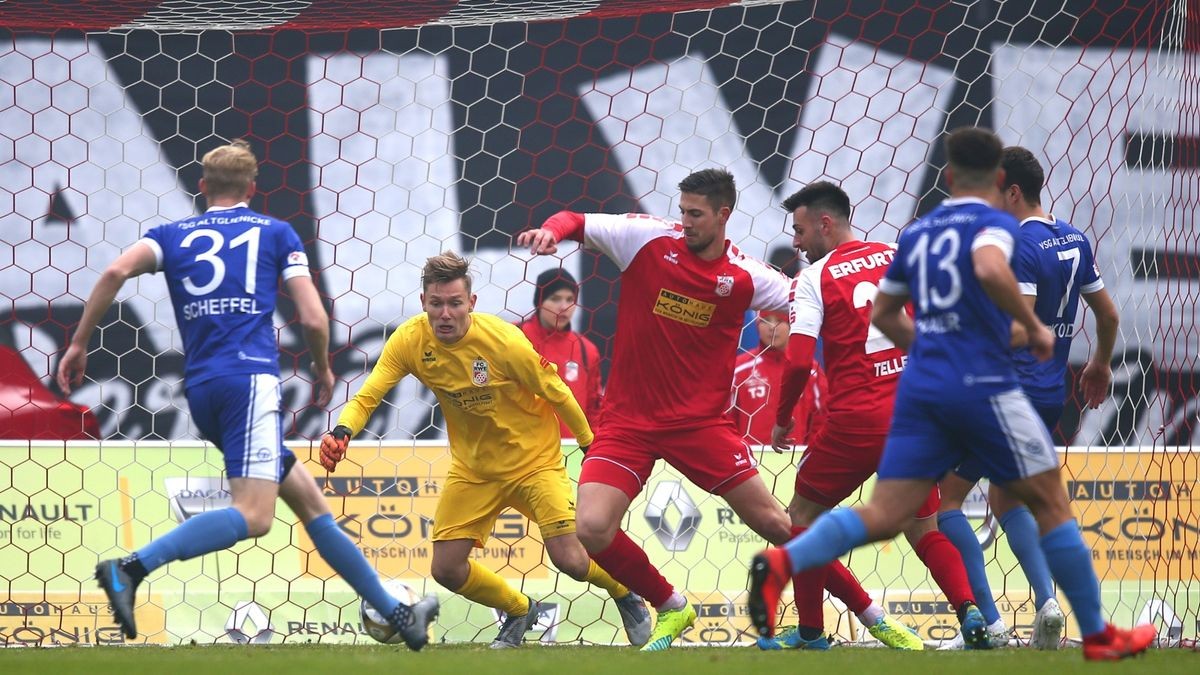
[
  {"x1": 580, "y1": 421, "x2": 759, "y2": 499},
  {"x1": 794, "y1": 426, "x2": 940, "y2": 518}
]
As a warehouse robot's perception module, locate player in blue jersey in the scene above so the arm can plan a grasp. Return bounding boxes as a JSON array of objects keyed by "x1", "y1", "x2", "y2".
[
  {"x1": 747, "y1": 127, "x2": 1155, "y2": 660},
  {"x1": 56, "y1": 139, "x2": 439, "y2": 649},
  {"x1": 934, "y1": 146, "x2": 1121, "y2": 650}
]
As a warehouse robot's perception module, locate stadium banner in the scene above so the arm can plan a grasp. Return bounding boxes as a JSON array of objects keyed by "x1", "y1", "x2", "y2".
[{"x1": 0, "y1": 442, "x2": 1195, "y2": 646}]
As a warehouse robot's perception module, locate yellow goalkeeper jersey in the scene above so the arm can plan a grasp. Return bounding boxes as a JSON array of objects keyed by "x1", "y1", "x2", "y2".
[{"x1": 338, "y1": 312, "x2": 594, "y2": 480}]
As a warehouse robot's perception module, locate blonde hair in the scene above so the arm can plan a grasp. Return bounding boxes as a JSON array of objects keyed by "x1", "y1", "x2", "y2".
[
  {"x1": 202, "y1": 138, "x2": 258, "y2": 199},
  {"x1": 421, "y1": 251, "x2": 473, "y2": 293}
]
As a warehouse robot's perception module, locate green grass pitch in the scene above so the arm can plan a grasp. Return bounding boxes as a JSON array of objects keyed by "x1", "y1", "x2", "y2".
[{"x1": 2, "y1": 644, "x2": 1194, "y2": 675}]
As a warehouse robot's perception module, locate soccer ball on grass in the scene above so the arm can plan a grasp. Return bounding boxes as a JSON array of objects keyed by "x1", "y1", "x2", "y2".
[{"x1": 359, "y1": 579, "x2": 424, "y2": 644}]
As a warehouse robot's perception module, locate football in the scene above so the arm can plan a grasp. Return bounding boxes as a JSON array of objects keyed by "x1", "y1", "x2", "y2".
[{"x1": 359, "y1": 579, "x2": 424, "y2": 644}]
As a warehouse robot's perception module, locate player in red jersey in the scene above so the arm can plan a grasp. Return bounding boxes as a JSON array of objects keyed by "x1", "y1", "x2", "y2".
[
  {"x1": 729, "y1": 310, "x2": 827, "y2": 447},
  {"x1": 764, "y1": 181, "x2": 981, "y2": 649},
  {"x1": 517, "y1": 169, "x2": 799, "y2": 650}
]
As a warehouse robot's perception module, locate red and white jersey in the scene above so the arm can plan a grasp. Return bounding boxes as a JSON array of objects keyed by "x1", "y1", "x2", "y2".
[
  {"x1": 584, "y1": 213, "x2": 792, "y2": 429},
  {"x1": 730, "y1": 346, "x2": 826, "y2": 446},
  {"x1": 789, "y1": 240, "x2": 906, "y2": 431}
]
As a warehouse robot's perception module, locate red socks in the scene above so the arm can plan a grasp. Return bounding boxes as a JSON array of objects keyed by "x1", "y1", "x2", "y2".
[
  {"x1": 590, "y1": 529, "x2": 674, "y2": 608},
  {"x1": 915, "y1": 530, "x2": 974, "y2": 609}
]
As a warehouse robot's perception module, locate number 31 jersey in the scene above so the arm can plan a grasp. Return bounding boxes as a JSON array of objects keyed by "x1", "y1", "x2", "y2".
[
  {"x1": 789, "y1": 240, "x2": 906, "y2": 432},
  {"x1": 140, "y1": 203, "x2": 311, "y2": 386}
]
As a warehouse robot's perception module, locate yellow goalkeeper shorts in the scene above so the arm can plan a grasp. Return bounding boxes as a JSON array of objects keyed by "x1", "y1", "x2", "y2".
[{"x1": 432, "y1": 464, "x2": 577, "y2": 546}]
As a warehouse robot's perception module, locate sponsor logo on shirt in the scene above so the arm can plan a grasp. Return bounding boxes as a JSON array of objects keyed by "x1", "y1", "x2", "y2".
[
  {"x1": 472, "y1": 357, "x2": 490, "y2": 386},
  {"x1": 446, "y1": 387, "x2": 495, "y2": 412},
  {"x1": 663, "y1": 250, "x2": 680, "y2": 265},
  {"x1": 422, "y1": 349, "x2": 436, "y2": 364},
  {"x1": 653, "y1": 289, "x2": 715, "y2": 327},
  {"x1": 715, "y1": 275, "x2": 734, "y2": 297},
  {"x1": 287, "y1": 250, "x2": 309, "y2": 266}
]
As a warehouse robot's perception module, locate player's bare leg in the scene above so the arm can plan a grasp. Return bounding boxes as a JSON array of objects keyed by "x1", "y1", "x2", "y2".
[
  {"x1": 577, "y1": 481, "x2": 693, "y2": 650},
  {"x1": 720, "y1": 476, "x2": 793, "y2": 544},
  {"x1": 543, "y1": 532, "x2": 651, "y2": 646}
]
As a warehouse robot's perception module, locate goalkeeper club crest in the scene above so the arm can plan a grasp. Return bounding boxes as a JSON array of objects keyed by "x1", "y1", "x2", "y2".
[
  {"x1": 715, "y1": 275, "x2": 734, "y2": 297},
  {"x1": 472, "y1": 357, "x2": 490, "y2": 386}
]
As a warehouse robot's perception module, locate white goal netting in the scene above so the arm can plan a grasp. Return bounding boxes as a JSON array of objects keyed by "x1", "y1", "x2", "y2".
[{"x1": 0, "y1": 0, "x2": 1195, "y2": 649}]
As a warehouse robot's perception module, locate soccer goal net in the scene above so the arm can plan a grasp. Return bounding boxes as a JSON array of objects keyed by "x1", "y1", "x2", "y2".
[{"x1": 0, "y1": 0, "x2": 1195, "y2": 649}]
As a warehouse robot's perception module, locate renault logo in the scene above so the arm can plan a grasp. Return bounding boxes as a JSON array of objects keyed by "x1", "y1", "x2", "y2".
[
  {"x1": 225, "y1": 600, "x2": 275, "y2": 644},
  {"x1": 644, "y1": 480, "x2": 701, "y2": 551}
]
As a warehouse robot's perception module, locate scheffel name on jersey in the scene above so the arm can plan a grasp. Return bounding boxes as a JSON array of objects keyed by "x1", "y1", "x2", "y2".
[
  {"x1": 827, "y1": 250, "x2": 895, "y2": 280},
  {"x1": 182, "y1": 296, "x2": 261, "y2": 320}
]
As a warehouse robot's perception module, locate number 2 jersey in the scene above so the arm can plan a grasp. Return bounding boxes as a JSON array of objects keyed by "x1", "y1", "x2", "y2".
[
  {"x1": 1012, "y1": 215, "x2": 1103, "y2": 407},
  {"x1": 547, "y1": 212, "x2": 792, "y2": 430},
  {"x1": 879, "y1": 197, "x2": 1022, "y2": 401},
  {"x1": 140, "y1": 203, "x2": 310, "y2": 386},
  {"x1": 789, "y1": 240, "x2": 906, "y2": 432}
]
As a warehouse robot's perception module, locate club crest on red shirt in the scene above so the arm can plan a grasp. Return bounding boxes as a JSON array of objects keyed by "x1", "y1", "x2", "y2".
[
  {"x1": 715, "y1": 274, "x2": 734, "y2": 297},
  {"x1": 472, "y1": 357, "x2": 490, "y2": 386}
]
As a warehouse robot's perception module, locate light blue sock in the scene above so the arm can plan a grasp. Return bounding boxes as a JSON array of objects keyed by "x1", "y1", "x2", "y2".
[
  {"x1": 306, "y1": 513, "x2": 399, "y2": 616},
  {"x1": 1000, "y1": 507, "x2": 1055, "y2": 609},
  {"x1": 136, "y1": 507, "x2": 249, "y2": 574},
  {"x1": 936, "y1": 509, "x2": 1000, "y2": 624},
  {"x1": 783, "y1": 508, "x2": 867, "y2": 576},
  {"x1": 1041, "y1": 520, "x2": 1105, "y2": 637}
]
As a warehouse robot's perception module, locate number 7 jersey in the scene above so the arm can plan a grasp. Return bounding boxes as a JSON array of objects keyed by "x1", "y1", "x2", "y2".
[
  {"x1": 140, "y1": 204, "x2": 311, "y2": 386},
  {"x1": 1012, "y1": 215, "x2": 1103, "y2": 406},
  {"x1": 789, "y1": 240, "x2": 906, "y2": 431}
]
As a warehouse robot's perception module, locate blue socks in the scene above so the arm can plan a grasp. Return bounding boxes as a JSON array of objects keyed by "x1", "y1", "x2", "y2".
[
  {"x1": 1041, "y1": 520, "x2": 1105, "y2": 636},
  {"x1": 784, "y1": 508, "x2": 867, "y2": 576},
  {"x1": 306, "y1": 513, "x2": 398, "y2": 615},
  {"x1": 133, "y1": 509, "x2": 400, "y2": 620},
  {"x1": 999, "y1": 506, "x2": 1055, "y2": 609},
  {"x1": 937, "y1": 509, "x2": 1000, "y2": 624},
  {"x1": 136, "y1": 507, "x2": 249, "y2": 574}
]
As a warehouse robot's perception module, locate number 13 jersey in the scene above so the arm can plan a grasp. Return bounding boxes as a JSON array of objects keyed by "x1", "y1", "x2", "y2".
[
  {"x1": 879, "y1": 197, "x2": 1022, "y2": 400},
  {"x1": 789, "y1": 239, "x2": 906, "y2": 432},
  {"x1": 140, "y1": 203, "x2": 310, "y2": 386}
]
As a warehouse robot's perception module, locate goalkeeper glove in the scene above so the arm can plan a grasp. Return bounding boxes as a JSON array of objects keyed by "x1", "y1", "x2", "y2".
[{"x1": 320, "y1": 425, "x2": 352, "y2": 472}]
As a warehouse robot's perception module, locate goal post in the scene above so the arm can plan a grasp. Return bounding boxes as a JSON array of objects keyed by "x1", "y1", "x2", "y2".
[{"x1": 0, "y1": 0, "x2": 1195, "y2": 647}]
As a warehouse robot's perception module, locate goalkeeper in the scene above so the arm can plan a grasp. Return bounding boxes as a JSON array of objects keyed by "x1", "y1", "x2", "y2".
[{"x1": 321, "y1": 251, "x2": 650, "y2": 649}]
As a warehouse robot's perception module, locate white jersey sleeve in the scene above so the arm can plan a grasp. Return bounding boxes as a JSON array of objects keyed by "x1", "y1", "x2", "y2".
[
  {"x1": 788, "y1": 264, "x2": 825, "y2": 338},
  {"x1": 732, "y1": 251, "x2": 792, "y2": 312},
  {"x1": 972, "y1": 226, "x2": 1015, "y2": 260},
  {"x1": 582, "y1": 213, "x2": 680, "y2": 270}
]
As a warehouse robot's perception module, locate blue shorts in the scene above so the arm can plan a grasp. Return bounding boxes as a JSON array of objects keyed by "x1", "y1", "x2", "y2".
[
  {"x1": 186, "y1": 373, "x2": 293, "y2": 481},
  {"x1": 877, "y1": 388, "x2": 1057, "y2": 485},
  {"x1": 953, "y1": 402, "x2": 1063, "y2": 483}
]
